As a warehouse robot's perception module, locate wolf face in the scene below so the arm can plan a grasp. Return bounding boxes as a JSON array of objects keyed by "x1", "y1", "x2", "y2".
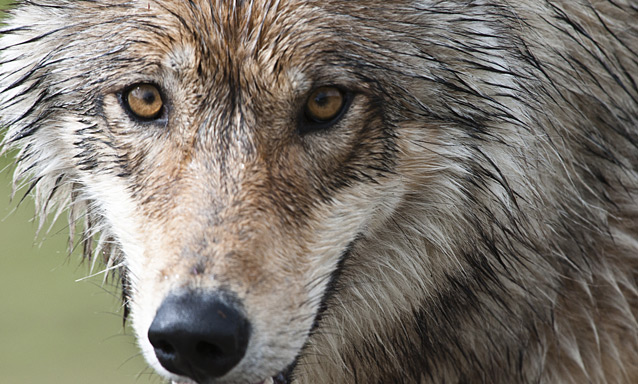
[
  {"x1": 1, "y1": 1, "x2": 405, "y2": 382},
  {"x1": 2, "y1": 0, "x2": 638, "y2": 383}
]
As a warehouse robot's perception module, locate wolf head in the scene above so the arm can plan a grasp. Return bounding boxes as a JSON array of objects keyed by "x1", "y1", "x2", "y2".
[
  {"x1": 3, "y1": 0, "x2": 638, "y2": 383},
  {"x1": 1, "y1": 1, "x2": 409, "y2": 382}
]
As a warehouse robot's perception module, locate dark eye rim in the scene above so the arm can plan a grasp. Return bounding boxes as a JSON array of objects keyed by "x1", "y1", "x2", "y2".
[
  {"x1": 118, "y1": 82, "x2": 168, "y2": 123},
  {"x1": 299, "y1": 86, "x2": 353, "y2": 134}
]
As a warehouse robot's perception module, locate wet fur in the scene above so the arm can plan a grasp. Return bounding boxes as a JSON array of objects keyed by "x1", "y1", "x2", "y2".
[{"x1": 1, "y1": 1, "x2": 638, "y2": 383}]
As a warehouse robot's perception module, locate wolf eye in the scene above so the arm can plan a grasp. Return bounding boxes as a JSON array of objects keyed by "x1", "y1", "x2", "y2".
[
  {"x1": 124, "y1": 83, "x2": 164, "y2": 120},
  {"x1": 301, "y1": 86, "x2": 349, "y2": 132}
]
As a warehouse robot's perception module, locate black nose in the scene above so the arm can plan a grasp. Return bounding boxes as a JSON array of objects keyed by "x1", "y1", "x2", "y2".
[{"x1": 148, "y1": 291, "x2": 251, "y2": 382}]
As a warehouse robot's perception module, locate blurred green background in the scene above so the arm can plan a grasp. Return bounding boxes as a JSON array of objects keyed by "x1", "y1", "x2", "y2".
[
  {"x1": 0, "y1": 2, "x2": 158, "y2": 383},
  {"x1": 0, "y1": 157, "x2": 157, "y2": 383}
]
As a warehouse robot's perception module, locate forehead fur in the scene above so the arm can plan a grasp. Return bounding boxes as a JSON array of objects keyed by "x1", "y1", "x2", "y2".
[
  {"x1": 0, "y1": 0, "x2": 440, "y2": 109},
  {"x1": 0, "y1": 0, "x2": 538, "y2": 147}
]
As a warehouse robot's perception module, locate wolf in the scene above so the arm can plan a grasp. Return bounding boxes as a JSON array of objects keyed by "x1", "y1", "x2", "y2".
[{"x1": 1, "y1": 0, "x2": 638, "y2": 383}]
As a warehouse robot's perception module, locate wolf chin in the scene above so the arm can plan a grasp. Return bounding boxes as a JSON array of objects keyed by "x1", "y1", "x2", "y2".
[{"x1": 2, "y1": 1, "x2": 638, "y2": 383}]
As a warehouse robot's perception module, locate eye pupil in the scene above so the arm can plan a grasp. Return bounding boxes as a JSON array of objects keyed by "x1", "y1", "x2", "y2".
[
  {"x1": 142, "y1": 91, "x2": 156, "y2": 104},
  {"x1": 125, "y1": 83, "x2": 163, "y2": 120},
  {"x1": 313, "y1": 92, "x2": 330, "y2": 107}
]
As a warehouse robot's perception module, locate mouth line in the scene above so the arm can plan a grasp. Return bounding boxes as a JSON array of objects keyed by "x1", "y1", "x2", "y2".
[
  {"x1": 258, "y1": 244, "x2": 354, "y2": 384},
  {"x1": 258, "y1": 363, "x2": 294, "y2": 384},
  {"x1": 171, "y1": 363, "x2": 294, "y2": 384}
]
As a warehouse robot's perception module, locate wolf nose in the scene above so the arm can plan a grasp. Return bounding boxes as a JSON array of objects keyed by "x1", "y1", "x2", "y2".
[{"x1": 147, "y1": 291, "x2": 250, "y2": 381}]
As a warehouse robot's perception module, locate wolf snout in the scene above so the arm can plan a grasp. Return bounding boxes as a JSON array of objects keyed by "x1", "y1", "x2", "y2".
[{"x1": 148, "y1": 291, "x2": 251, "y2": 382}]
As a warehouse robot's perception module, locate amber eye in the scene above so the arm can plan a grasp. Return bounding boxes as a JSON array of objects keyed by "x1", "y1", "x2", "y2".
[
  {"x1": 124, "y1": 84, "x2": 163, "y2": 120},
  {"x1": 304, "y1": 86, "x2": 347, "y2": 124}
]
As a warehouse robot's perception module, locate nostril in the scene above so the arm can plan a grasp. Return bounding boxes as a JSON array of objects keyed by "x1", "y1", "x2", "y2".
[
  {"x1": 147, "y1": 291, "x2": 251, "y2": 382},
  {"x1": 196, "y1": 340, "x2": 223, "y2": 359},
  {"x1": 156, "y1": 340, "x2": 176, "y2": 356}
]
